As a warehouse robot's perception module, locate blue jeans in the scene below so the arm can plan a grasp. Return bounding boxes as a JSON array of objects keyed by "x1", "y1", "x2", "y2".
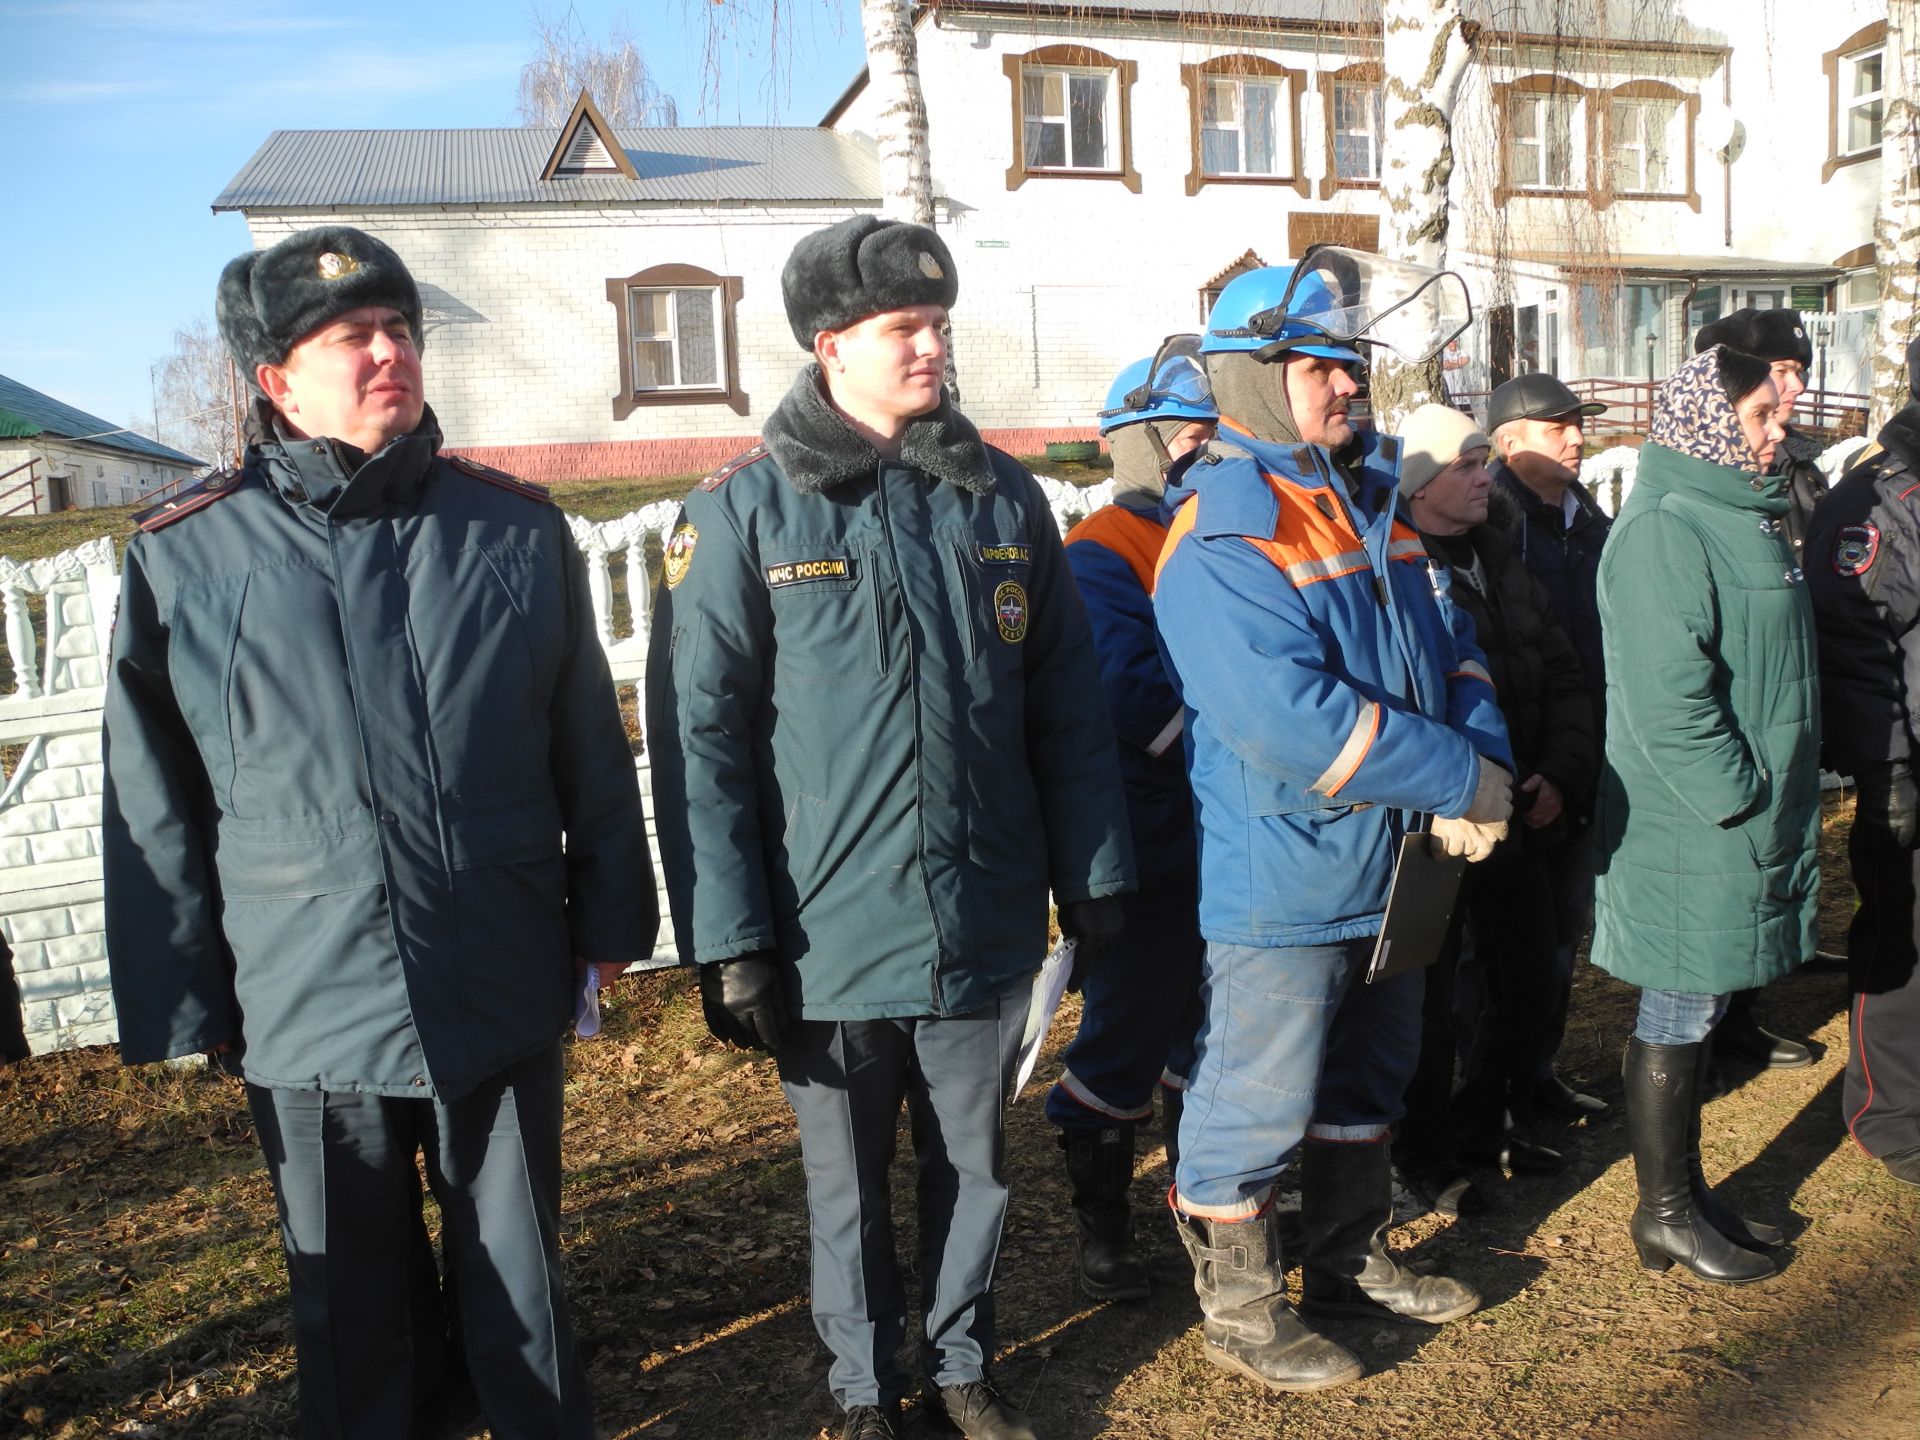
[
  {"x1": 1173, "y1": 938, "x2": 1424, "y2": 1220},
  {"x1": 1045, "y1": 885, "x2": 1205, "y2": 1126},
  {"x1": 1634, "y1": 987, "x2": 1730, "y2": 1045}
]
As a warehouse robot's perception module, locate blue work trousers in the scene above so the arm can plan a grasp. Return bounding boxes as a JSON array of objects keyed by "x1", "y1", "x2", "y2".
[
  {"x1": 776, "y1": 985, "x2": 1030, "y2": 1410},
  {"x1": 1045, "y1": 886, "x2": 1204, "y2": 1126},
  {"x1": 1174, "y1": 938, "x2": 1424, "y2": 1220},
  {"x1": 1634, "y1": 987, "x2": 1730, "y2": 1045}
]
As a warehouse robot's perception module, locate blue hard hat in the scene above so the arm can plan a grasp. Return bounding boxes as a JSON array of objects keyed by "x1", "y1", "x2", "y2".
[
  {"x1": 1097, "y1": 343, "x2": 1217, "y2": 434},
  {"x1": 1202, "y1": 265, "x2": 1364, "y2": 363}
]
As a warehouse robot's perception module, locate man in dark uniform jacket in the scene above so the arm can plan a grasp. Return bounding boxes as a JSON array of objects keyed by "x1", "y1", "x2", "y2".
[
  {"x1": 645, "y1": 217, "x2": 1134, "y2": 1440},
  {"x1": 1804, "y1": 335, "x2": 1920, "y2": 1190},
  {"x1": 1692, "y1": 308, "x2": 1824, "y2": 1070},
  {"x1": 102, "y1": 226, "x2": 657, "y2": 1438}
]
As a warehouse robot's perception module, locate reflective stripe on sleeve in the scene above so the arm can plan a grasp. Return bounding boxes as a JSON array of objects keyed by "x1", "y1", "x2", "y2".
[
  {"x1": 1310, "y1": 700, "x2": 1380, "y2": 796},
  {"x1": 1147, "y1": 710, "x2": 1184, "y2": 757},
  {"x1": 1387, "y1": 538, "x2": 1429, "y2": 562},
  {"x1": 1451, "y1": 660, "x2": 1494, "y2": 688},
  {"x1": 1280, "y1": 550, "x2": 1370, "y2": 586}
]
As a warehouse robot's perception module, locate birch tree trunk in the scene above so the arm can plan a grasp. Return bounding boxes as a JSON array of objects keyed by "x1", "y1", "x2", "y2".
[
  {"x1": 858, "y1": 0, "x2": 935, "y2": 226},
  {"x1": 1369, "y1": 0, "x2": 1477, "y2": 430},
  {"x1": 1871, "y1": 0, "x2": 1919, "y2": 430}
]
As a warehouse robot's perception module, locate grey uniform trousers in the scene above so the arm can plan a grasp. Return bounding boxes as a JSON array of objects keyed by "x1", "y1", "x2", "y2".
[
  {"x1": 776, "y1": 985, "x2": 1032, "y2": 1410},
  {"x1": 246, "y1": 1042, "x2": 588, "y2": 1439}
]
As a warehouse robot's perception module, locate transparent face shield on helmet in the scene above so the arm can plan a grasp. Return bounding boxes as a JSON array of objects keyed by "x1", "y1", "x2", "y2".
[
  {"x1": 1096, "y1": 334, "x2": 1214, "y2": 424},
  {"x1": 1249, "y1": 246, "x2": 1473, "y2": 365}
]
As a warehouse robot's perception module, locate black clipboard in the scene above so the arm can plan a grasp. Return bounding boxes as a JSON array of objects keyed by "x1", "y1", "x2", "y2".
[{"x1": 1365, "y1": 827, "x2": 1468, "y2": 983}]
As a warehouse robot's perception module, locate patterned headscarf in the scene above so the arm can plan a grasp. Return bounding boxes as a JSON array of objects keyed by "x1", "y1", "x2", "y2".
[{"x1": 1647, "y1": 345, "x2": 1762, "y2": 475}]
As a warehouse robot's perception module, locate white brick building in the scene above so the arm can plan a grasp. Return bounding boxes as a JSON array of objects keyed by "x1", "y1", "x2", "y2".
[
  {"x1": 208, "y1": 1, "x2": 1891, "y2": 480},
  {"x1": 0, "y1": 373, "x2": 204, "y2": 513}
]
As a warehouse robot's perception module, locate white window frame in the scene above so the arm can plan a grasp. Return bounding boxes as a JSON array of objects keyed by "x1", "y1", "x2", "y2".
[
  {"x1": 1841, "y1": 44, "x2": 1885, "y2": 156},
  {"x1": 626, "y1": 285, "x2": 726, "y2": 394},
  {"x1": 1509, "y1": 91, "x2": 1584, "y2": 191},
  {"x1": 1202, "y1": 75, "x2": 1291, "y2": 178},
  {"x1": 1330, "y1": 77, "x2": 1382, "y2": 182},
  {"x1": 1609, "y1": 97, "x2": 1684, "y2": 195},
  {"x1": 1022, "y1": 64, "x2": 1118, "y2": 172},
  {"x1": 1844, "y1": 269, "x2": 1879, "y2": 310}
]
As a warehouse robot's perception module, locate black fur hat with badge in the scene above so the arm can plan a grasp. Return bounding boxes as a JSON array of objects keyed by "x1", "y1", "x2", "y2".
[
  {"x1": 781, "y1": 215, "x2": 959, "y2": 348},
  {"x1": 216, "y1": 226, "x2": 424, "y2": 391},
  {"x1": 1692, "y1": 307, "x2": 1813, "y2": 369}
]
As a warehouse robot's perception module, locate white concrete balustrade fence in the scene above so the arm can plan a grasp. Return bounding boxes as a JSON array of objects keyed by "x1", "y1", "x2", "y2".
[{"x1": 0, "y1": 477, "x2": 1113, "y2": 1056}]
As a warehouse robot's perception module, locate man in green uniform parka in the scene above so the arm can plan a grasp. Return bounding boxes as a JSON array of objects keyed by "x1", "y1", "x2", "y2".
[
  {"x1": 101, "y1": 226, "x2": 657, "y2": 1438},
  {"x1": 645, "y1": 216, "x2": 1135, "y2": 1440}
]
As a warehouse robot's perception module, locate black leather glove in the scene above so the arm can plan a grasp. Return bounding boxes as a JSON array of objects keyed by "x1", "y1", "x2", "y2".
[
  {"x1": 1058, "y1": 896, "x2": 1125, "y2": 993},
  {"x1": 699, "y1": 953, "x2": 788, "y2": 1054},
  {"x1": 1856, "y1": 761, "x2": 1919, "y2": 849}
]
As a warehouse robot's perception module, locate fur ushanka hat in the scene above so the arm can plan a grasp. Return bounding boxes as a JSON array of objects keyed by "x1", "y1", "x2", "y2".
[
  {"x1": 781, "y1": 216, "x2": 959, "y2": 348},
  {"x1": 1692, "y1": 307, "x2": 1813, "y2": 369},
  {"x1": 216, "y1": 226, "x2": 423, "y2": 390}
]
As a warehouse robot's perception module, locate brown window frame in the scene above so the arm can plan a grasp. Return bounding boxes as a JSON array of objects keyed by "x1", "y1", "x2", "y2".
[
  {"x1": 1492, "y1": 73, "x2": 1593, "y2": 206},
  {"x1": 1318, "y1": 61, "x2": 1383, "y2": 200},
  {"x1": 1180, "y1": 55, "x2": 1307, "y2": 197},
  {"x1": 1824, "y1": 20, "x2": 1889, "y2": 183},
  {"x1": 1003, "y1": 44, "x2": 1142, "y2": 193},
  {"x1": 605, "y1": 263, "x2": 748, "y2": 420},
  {"x1": 1599, "y1": 80, "x2": 1700, "y2": 212}
]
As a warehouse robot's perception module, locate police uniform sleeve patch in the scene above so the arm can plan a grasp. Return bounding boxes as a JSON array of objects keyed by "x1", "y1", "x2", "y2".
[
  {"x1": 663, "y1": 522, "x2": 698, "y2": 588},
  {"x1": 1833, "y1": 522, "x2": 1881, "y2": 577},
  {"x1": 994, "y1": 580, "x2": 1029, "y2": 643}
]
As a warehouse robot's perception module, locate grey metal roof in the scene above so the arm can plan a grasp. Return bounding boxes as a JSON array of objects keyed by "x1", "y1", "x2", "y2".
[
  {"x1": 213, "y1": 126, "x2": 884, "y2": 212},
  {"x1": 0, "y1": 373, "x2": 203, "y2": 467}
]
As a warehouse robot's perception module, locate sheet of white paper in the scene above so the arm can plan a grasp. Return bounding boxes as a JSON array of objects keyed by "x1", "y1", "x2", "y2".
[{"x1": 1012, "y1": 939, "x2": 1076, "y2": 1100}]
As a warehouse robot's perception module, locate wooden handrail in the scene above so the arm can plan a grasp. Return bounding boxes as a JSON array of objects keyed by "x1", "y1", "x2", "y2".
[{"x1": 0, "y1": 460, "x2": 41, "y2": 518}]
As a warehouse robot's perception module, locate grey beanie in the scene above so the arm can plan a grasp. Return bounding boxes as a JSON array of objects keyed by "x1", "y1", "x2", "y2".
[
  {"x1": 782, "y1": 216, "x2": 959, "y2": 348},
  {"x1": 216, "y1": 225, "x2": 423, "y2": 390}
]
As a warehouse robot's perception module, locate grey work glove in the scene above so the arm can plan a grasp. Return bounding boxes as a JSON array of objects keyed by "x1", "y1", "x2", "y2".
[
  {"x1": 1429, "y1": 815, "x2": 1505, "y2": 864},
  {"x1": 699, "y1": 953, "x2": 788, "y2": 1055},
  {"x1": 1856, "y1": 761, "x2": 1919, "y2": 849},
  {"x1": 1463, "y1": 755, "x2": 1515, "y2": 825},
  {"x1": 1058, "y1": 896, "x2": 1125, "y2": 993}
]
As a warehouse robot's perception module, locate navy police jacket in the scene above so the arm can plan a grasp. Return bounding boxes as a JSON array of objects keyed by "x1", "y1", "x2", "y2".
[
  {"x1": 644, "y1": 367, "x2": 1135, "y2": 1019},
  {"x1": 1153, "y1": 424, "x2": 1512, "y2": 948},
  {"x1": 1063, "y1": 489, "x2": 1196, "y2": 889},
  {"x1": 1806, "y1": 404, "x2": 1920, "y2": 776},
  {"x1": 102, "y1": 407, "x2": 657, "y2": 1099}
]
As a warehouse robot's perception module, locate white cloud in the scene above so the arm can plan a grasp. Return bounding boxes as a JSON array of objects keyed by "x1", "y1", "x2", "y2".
[{"x1": 11, "y1": 76, "x2": 168, "y2": 103}]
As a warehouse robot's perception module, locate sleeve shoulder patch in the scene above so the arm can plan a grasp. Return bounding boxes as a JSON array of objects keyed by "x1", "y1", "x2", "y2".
[
  {"x1": 132, "y1": 468, "x2": 245, "y2": 533},
  {"x1": 445, "y1": 453, "x2": 549, "y2": 501},
  {"x1": 700, "y1": 443, "x2": 769, "y2": 492},
  {"x1": 1833, "y1": 522, "x2": 1882, "y2": 577}
]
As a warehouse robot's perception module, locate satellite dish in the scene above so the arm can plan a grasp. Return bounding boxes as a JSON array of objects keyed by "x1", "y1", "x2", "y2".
[{"x1": 1698, "y1": 102, "x2": 1740, "y2": 159}]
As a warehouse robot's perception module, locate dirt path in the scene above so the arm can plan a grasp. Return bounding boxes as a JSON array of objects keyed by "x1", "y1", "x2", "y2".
[{"x1": 3, "y1": 802, "x2": 1915, "y2": 1438}]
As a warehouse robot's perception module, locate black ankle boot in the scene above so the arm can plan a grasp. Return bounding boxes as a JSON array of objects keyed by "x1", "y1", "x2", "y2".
[
  {"x1": 1686, "y1": 1043, "x2": 1784, "y2": 1248},
  {"x1": 1622, "y1": 1038, "x2": 1776, "y2": 1284},
  {"x1": 1061, "y1": 1126, "x2": 1151, "y2": 1301},
  {"x1": 1298, "y1": 1139, "x2": 1481, "y2": 1325}
]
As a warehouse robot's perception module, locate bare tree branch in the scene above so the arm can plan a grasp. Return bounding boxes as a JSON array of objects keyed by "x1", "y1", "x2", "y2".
[
  {"x1": 150, "y1": 318, "x2": 240, "y2": 468},
  {"x1": 518, "y1": 6, "x2": 679, "y2": 128}
]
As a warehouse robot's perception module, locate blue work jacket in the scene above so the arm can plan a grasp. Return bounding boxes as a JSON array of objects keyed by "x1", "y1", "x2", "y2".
[{"x1": 1153, "y1": 424, "x2": 1512, "y2": 947}]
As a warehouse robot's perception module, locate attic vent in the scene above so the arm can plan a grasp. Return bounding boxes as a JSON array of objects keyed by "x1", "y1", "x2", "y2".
[{"x1": 559, "y1": 124, "x2": 617, "y2": 173}]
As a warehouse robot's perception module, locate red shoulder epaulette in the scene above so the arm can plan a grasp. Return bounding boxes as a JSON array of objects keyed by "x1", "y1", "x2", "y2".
[
  {"x1": 445, "y1": 453, "x2": 549, "y2": 501},
  {"x1": 133, "y1": 469, "x2": 245, "y2": 533},
  {"x1": 700, "y1": 443, "x2": 769, "y2": 491}
]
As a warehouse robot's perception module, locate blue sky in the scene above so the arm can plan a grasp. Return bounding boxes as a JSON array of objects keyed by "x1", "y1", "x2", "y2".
[{"x1": 0, "y1": 0, "x2": 866, "y2": 435}]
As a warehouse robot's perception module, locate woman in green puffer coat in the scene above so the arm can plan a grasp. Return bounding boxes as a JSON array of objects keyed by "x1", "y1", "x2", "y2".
[{"x1": 1594, "y1": 344, "x2": 1819, "y2": 1285}]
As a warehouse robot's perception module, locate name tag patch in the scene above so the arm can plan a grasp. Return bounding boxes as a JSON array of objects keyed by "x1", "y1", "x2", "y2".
[
  {"x1": 766, "y1": 556, "x2": 854, "y2": 588},
  {"x1": 977, "y1": 542, "x2": 1031, "y2": 565},
  {"x1": 994, "y1": 580, "x2": 1029, "y2": 643}
]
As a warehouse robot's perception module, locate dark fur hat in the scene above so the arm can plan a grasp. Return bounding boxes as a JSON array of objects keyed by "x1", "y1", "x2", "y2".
[
  {"x1": 217, "y1": 226, "x2": 423, "y2": 391},
  {"x1": 1692, "y1": 307, "x2": 1813, "y2": 368},
  {"x1": 781, "y1": 216, "x2": 958, "y2": 348}
]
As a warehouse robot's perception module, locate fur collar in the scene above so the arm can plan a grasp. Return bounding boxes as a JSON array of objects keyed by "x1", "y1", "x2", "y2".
[
  {"x1": 762, "y1": 364, "x2": 995, "y2": 495},
  {"x1": 1880, "y1": 403, "x2": 1920, "y2": 474}
]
